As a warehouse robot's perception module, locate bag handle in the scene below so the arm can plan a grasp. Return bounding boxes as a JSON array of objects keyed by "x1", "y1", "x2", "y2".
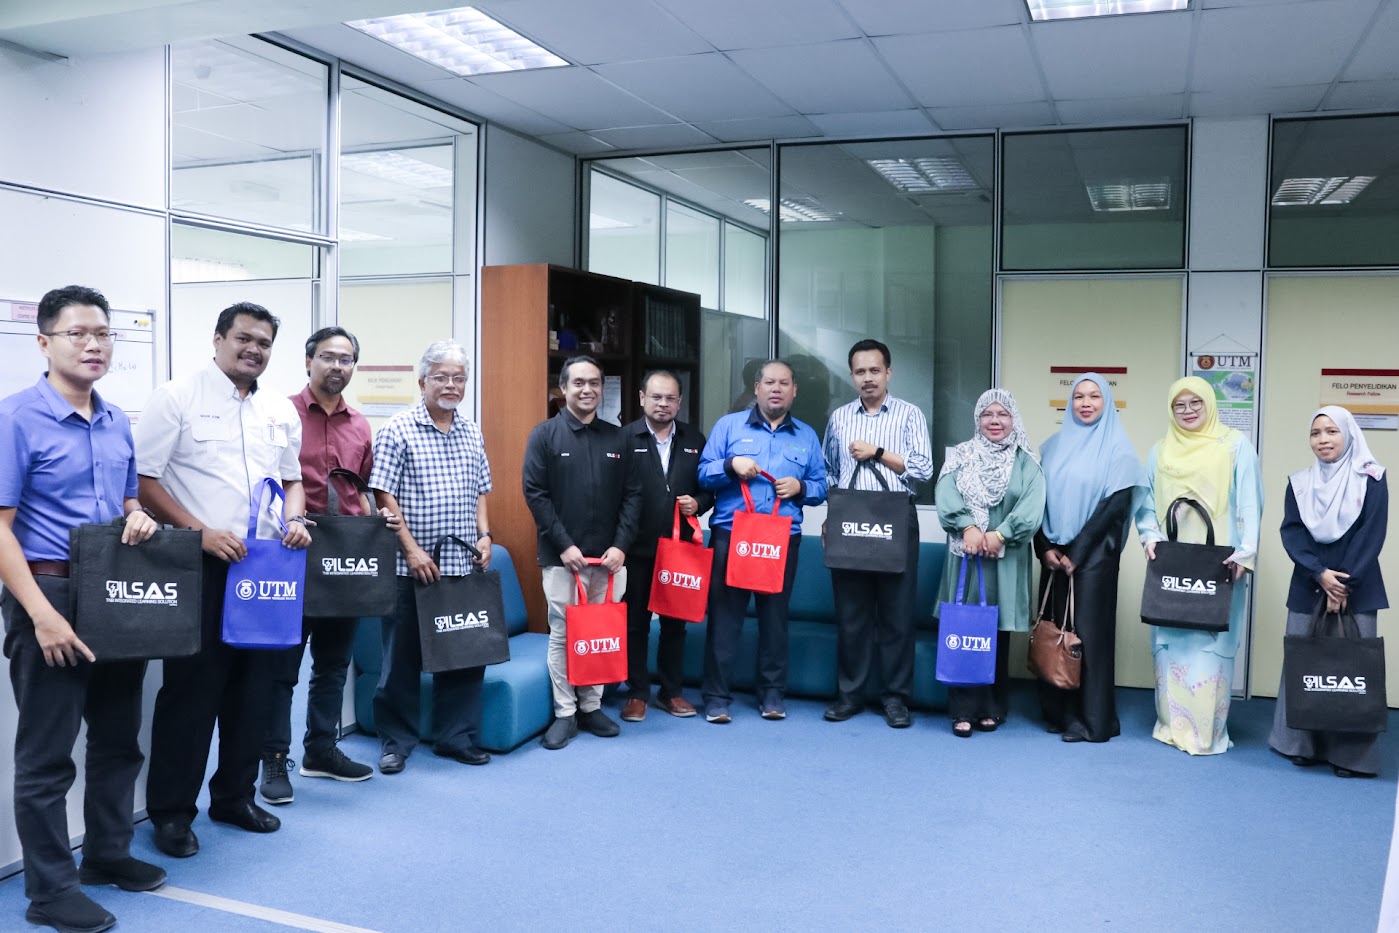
[
  {"x1": 670, "y1": 499, "x2": 702, "y2": 543},
  {"x1": 247, "y1": 477, "x2": 289, "y2": 538},
  {"x1": 1308, "y1": 594, "x2": 1362, "y2": 640},
  {"x1": 573, "y1": 556, "x2": 615, "y2": 605},
  {"x1": 431, "y1": 534, "x2": 484, "y2": 566},
  {"x1": 325, "y1": 468, "x2": 372, "y2": 516},
  {"x1": 1035, "y1": 571, "x2": 1077, "y2": 633},
  {"x1": 845, "y1": 458, "x2": 891, "y2": 492},
  {"x1": 1165, "y1": 496, "x2": 1215, "y2": 546},
  {"x1": 955, "y1": 554, "x2": 988, "y2": 607},
  {"x1": 739, "y1": 470, "x2": 782, "y2": 516}
]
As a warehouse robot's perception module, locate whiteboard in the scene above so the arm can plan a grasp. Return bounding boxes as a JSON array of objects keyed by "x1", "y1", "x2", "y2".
[{"x1": 0, "y1": 298, "x2": 157, "y2": 417}]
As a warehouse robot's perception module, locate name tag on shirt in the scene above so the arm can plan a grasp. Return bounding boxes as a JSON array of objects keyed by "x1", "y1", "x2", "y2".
[
  {"x1": 683, "y1": 447, "x2": 699, "y2": 454},
  {"x1": 605, "y1": 452, "x2": 621, "y2": 459},
  {"x1": 634, "y1": 448, "x2": 648, "y2": 453}
]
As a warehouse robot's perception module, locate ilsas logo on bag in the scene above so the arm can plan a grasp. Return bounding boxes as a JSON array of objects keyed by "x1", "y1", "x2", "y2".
[
  {"x1": 1160, "y1": 575, "x2": 1217, "y2": 595},
  {"x1": 105, "y1": 580, "x2": 179, "y2": 606},
  {"x1": 234, "y1": 579, "x2": 298, "y2": 601},
  {"x1": 945, "y1": 633, "x2": 993, "y2": 652},
  {"x1": 841, "y1": 521, "x2": 894, "y2": 540},
  {"x1": 657, "y1": 568, "x2": 703, "y2": 590},
  {"x1": 573, "y1": 636, "x2": 622, "y2": 655},
  {"x1": 735, "y1": 540, "x2": 782, "y2": 560},
  {"x1": 1302, "y1": 674, "x2": 1368, "y2": 694},
  {"x1": 434, "y1": 611, "x2": 489, "y2": 633},
  {"x1": 321, "y1": 556, "x2": 379, "y2": 576}
]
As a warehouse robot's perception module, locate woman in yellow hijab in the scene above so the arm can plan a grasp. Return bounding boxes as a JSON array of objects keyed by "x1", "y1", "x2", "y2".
[{"x1": 1135, "y1": 376, "x2": 1264, "y2": 755}]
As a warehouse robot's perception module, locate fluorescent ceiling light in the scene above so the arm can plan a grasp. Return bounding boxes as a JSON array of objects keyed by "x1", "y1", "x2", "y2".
[
  {"x1": 342, "y1": 151, "x2": 453, "y2": 189},
  {"x1": 1271, "y1": 176, "x2": 1375, "y2": 206},
  {"x1": 1085, "y1": 178, "x2": 1171, "y2": 212},
  {"x1": 347, "y1": 7, "x2": 567, "y2": 77},
  {"x1": 867, "y1": 157, "x2": 978, "y2": 193},
  {"x1": 1026, "y1": 0, "x2": 1188, "y2": 21},
  {"x1": 743, "y1": 198, "x2": 838, "y2": 223}
]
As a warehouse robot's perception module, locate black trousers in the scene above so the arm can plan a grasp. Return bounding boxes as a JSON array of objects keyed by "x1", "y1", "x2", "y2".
[
  {"x1": 373, "y1": 577, "x2": 484, "y2": 757},
  {"x1": 263, "y1": 616, "x2": 356, "y2": 758},
  {"x1": 831, "y1": 503, "x2": 919, "y2": 705},
  {"x1": 3, "y1": 576, "x2": 146, "y2": 903},
  {"x1": 702, "y1": 529, "x2": 801, "y2": 705},
  {"x1": 946, "y1": 634, "x2": 1012, "y2": 723},
  {"x1": 147, "y1": 557, "x2": 275, "y2": 825},
  {"x1": 623, "y1": 553, "x2": 688, "y2": 702}
]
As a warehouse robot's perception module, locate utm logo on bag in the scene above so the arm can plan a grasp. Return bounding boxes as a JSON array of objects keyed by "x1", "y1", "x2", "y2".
[
  {"x1": 945, "y1": 633, "x2": 992, "y2": 652},
  {"x1": 1301, "y1": 674, "x2": 1368, "y2": 694},
  {"x1": 434, "y1": 611, "x2": 489, "y2": 633},
  {"x1": 574, "y1": 636, "x2": 622, "y2": 656},
  {"x1": 321, "y1": 556, "x2": 379, "y2": 576},
  {"x1": 657, "y1": 568, "x2": 703, "y2": 590},
  {"x1": 735, "y1": 541, "x2": 782, "y2": 560},
  {"x1": 1160, "y1": 576, "x2": 1217, "y2": 595},
  {"x1": 841, "y1": 521, "x2": 894, "y2": 540},
  {"x1": 105, "y1": 580, "x2": 179, "y2": 606},
  {"x1": 234, "y1": 579, "x2": 298, "y2": 601}
]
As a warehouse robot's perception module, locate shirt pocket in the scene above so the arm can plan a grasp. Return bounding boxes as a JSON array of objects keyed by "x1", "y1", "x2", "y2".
[
  {"x1": 782, "y1": 446, "x2": 810, "y2": 476},
  {"x1": 191, "y1": 416, "x2": 232, "y2": 444}
]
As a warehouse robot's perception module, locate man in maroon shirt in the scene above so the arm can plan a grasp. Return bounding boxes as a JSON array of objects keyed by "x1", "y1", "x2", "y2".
[{"x1": 259, "y1": 326, "x2": 396, "y2": 804}]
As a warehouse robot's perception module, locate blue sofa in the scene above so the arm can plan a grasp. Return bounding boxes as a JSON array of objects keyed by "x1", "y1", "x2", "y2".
[{"x1": 350, "y1": 538, "x2": 951, "y2": 752}]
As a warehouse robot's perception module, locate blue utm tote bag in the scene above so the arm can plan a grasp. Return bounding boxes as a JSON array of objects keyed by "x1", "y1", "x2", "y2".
[
  {"x1": 935, "y1": 555, "x2": 999, "y2": 686},
  {"x1": 222, "y1": 478, "x2": 306, "y2": 649}
]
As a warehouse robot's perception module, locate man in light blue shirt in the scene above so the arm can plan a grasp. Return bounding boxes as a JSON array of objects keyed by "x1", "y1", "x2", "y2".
[{"x1": 698, "y1": 359, "x2": 826, "y2": 723}]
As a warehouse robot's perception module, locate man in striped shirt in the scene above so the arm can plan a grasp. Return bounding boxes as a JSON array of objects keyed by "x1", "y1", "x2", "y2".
[{"x1": 821, "y1": 339, "x2": 933, "y2": 729}]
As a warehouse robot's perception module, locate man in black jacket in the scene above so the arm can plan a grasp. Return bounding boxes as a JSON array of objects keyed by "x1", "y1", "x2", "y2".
[
  {"x1": 522, "y1": 355, "x2": 642, "y2": 750},
  {"x1": 620, "y1": 371, "x2": 714, "y2": 722}
]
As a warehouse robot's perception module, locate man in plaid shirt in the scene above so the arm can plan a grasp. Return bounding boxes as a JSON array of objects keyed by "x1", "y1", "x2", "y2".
[{"x1": 368, "y1": 340, "x2": 494, "y2": 775}]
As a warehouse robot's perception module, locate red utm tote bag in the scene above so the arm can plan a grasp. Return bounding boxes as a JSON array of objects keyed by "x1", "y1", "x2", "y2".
[
  {"x1": 566, "y1": 559, "x2": 628, "y2": 686},
  {"x1": 725, "y1": 471, "x2": 792, "y2": 595},
  {"x1": 648, "y1": 501, "x2": 713, "y2": 623}
]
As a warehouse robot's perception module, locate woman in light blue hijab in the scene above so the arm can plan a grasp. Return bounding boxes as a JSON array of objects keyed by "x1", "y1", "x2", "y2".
[{"x1": 1034, "y1": 373, "x2": 1142, "y2": 742}]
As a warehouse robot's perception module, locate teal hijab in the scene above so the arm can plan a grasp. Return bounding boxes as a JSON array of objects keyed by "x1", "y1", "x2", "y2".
[{"x1": 1040, "y1": 373, "x2": 1141, "y2": 545}]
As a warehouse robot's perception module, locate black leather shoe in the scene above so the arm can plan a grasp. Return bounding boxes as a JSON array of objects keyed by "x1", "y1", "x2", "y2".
[
  {"x1": 823, "y1": 701, "x2": 862, "y2": 722},
  {"x1": 25, "y1": 891, "x2": 115, "y2": 933},
  {"x1": 208, "y1": 799, "x2": 281, "y2": 833},
  {"x1": 151, "y1": 821, "x2": 198, "y2": 858},
  {"x1": 882, "y1": 701, "x2": 912, "y2": 729},
  {"x1": 577, "y1": 708, "x2": 621, "y2": 737},
  {"x1": 435, "y1": 745, "x2": 490, "y2": 766},
  {"x1": 1061, "y1": 732, "x2": 1087, "y2": 743},
  {"x1": 79, "y1": 855, "x2": 167, "y2": 892},
  {"x1": 379, "y1": 752, "x2": 406, "y2": 774}
]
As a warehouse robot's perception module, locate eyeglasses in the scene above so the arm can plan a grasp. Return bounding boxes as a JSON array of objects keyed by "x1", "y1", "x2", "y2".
[
  {"x1": 1172, "y1": 399, "x2": 1205, "y2": 414},
  {"x1": 428, "y1": 374, "x2": 467, "y2": 386},
  {"x1": 646, "y1": 394, "x2": 680, "y2": 405},
  {"x1": 44, "y1": 329, "x2": 117, "y2": 346},
  {"x1": 315, "y1": 353, "x2": 356, "y2": 367}
]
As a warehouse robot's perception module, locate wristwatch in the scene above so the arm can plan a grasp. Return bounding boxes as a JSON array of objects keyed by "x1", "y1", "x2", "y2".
[
  {"x1": 479, "y1": 531, "x2": 493, "y2": 539},
  {"x1": 287, "y1": 516, "x2": 308, "y2": 525}
]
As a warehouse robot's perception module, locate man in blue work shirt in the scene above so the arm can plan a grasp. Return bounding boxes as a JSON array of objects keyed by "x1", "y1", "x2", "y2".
[
  {"x1": 0, "y1": 285, "x2": 166, "y2": 933},
  {"x1": 698, "y1": 359, "x2": 827, "y2": 723}
]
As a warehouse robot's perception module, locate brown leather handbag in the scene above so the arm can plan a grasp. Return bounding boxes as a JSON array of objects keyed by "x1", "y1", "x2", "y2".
[{"x1": 1027, "y1": 572, "x2": 1083, "y2": 690}]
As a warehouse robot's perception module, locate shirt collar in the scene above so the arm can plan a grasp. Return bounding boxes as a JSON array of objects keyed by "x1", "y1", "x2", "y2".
[
  {"x1": 559, "y1": 407, "x2": 593, "y2": 432},
  {"x1": 298, "y1": 384, "x2": 347, "y2": 416},
  {"x1": 410, "y1": 398, "x2": 463, "y2": 429},
  {"x1": 746, "y1": 405, "x2": 795, "y2": 433},
  {"x1": 34, "y1": 374, "x2": 114, "y2": 423},
  {"x1": 853, "y1": 393, "x2": 893, "y2": 416},
  {"x1": 205, "y1": 360, "x2": 256, "y2": 400},
  {"x1": 646, "y1": 419, "x2": 675, "y2": 444}
]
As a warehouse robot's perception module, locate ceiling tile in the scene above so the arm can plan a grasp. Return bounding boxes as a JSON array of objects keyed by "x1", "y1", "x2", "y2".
[
  {"x1": 1323, "y1": 79, "x2": 1399, "y2": 111},
  {"x1": 654, "y1": 0, "x2": 859, "y2": 50},
  {"x1": 279, "y1": 24, "x2": 467, "y2": 86},
  {"x1": 468, "y1": 67, "x2": 676, "y2": 129},
  {"x1": 691, "y1": 114, "x2": 822, "y2": 142},
  {"x1": 728, "y1": 40, "x2": 915, "y2": 113},
  {"x1": 593, "y1": 54, "x2": 795, "y2": 122},
  {"x1": 838, "y1": 0, "x2": 1026, "y2": 35},
  {"x1": 805, "y1": 109, "x2": 936, "y2": 137},
  {"x1": 875, "y1": 26, "x2": 1045, "y2": 107},
  {"x1": 588, "y1": 123, "x2": 719, "y2": 149},
  {"x1": 1034, "y1": 14, "x2": 1191, "y2": 99},
  {"x1": 1201, "y1": 0, "x2": 1330, "y2": 6},
  {"x1": 1188, "y1": 83, "x2": 1330, "y2": 117},
  {"x1": 1192, "y1": 1, "x2": 1374, "y2": 91},
  {"x1": 483, "y1": 0, "x2": 711, "y2": 66},
  {"x1": 929, "y1": 101, "x2": 1057, "y2": 130},
  {"x1": 417, "y1": 78, "x2": 571, "y2": 136},
  {"x1": 1055, "y1": 94, "x2": 1187, "y2": 124},
  {"x1": 1343, "y1": 0, "x2": 1399, "y2": 81},
  {"x1": 534, "y1": 131, "x2": 616, "y2": 155}
]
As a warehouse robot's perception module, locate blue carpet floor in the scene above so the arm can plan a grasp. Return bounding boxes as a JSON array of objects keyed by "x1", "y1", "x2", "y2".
[{"x1": 2, "y1": 685, "x2": 1395, "y2": 932}]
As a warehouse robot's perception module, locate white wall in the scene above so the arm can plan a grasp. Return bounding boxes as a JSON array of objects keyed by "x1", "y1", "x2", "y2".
[{"x1": 482, "y1": 126, "x2": 576, "y2": 267}]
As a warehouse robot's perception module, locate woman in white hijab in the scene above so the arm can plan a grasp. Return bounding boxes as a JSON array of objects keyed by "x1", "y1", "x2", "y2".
[
  {"x1": 934, "y1": 389, "x2": 1045, "y2": 738},
  {"x1": 1268, "y1": 405, "x2": 1389, "y2": 777}
]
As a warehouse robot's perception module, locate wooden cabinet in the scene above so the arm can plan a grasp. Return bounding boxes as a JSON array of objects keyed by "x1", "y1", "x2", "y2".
[{"x1": 480, "y1": 264, "x2": 701, "y2": 631}]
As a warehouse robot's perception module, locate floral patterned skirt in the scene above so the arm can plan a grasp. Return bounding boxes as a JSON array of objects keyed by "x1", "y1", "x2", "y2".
[{"x1": 1152, "y1": 646, "x2": 1234, "y2": 755}]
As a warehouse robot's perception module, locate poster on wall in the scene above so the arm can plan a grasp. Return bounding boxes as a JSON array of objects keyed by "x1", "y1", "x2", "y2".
[
  {"x1": 1320, "y1": 368, "x2": 1399, "y2": 430},
  {"x1": 352, "y1": 365, "x2": 417, "y2": 419},
  {"x1": 1048, "y1": 365, "x2": 1126, "y2": 424},
  {"x1": 1190, "y1": 339, "x2": 1257, "y2": 438}
]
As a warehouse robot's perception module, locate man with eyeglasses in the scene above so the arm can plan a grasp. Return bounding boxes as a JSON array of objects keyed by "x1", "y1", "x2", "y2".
[
  {"x1": 136, "y1": 301, "x2": 310, "y2": 858},
  {"x1": 259, "y1": 327, "x2": 400, "y2": 805},
  {"x1": 618, "y1": 370, "x2": 713, "y2": 721},
  {"x1": 0, "y1": 286, "x2": 165, "y2": 933},
  {"x1": 368, "y1": 340, "x2": 494, "y2": 774},
  {"x1": 523, "y1": 355, "x2": 642, "y2": 749}
]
